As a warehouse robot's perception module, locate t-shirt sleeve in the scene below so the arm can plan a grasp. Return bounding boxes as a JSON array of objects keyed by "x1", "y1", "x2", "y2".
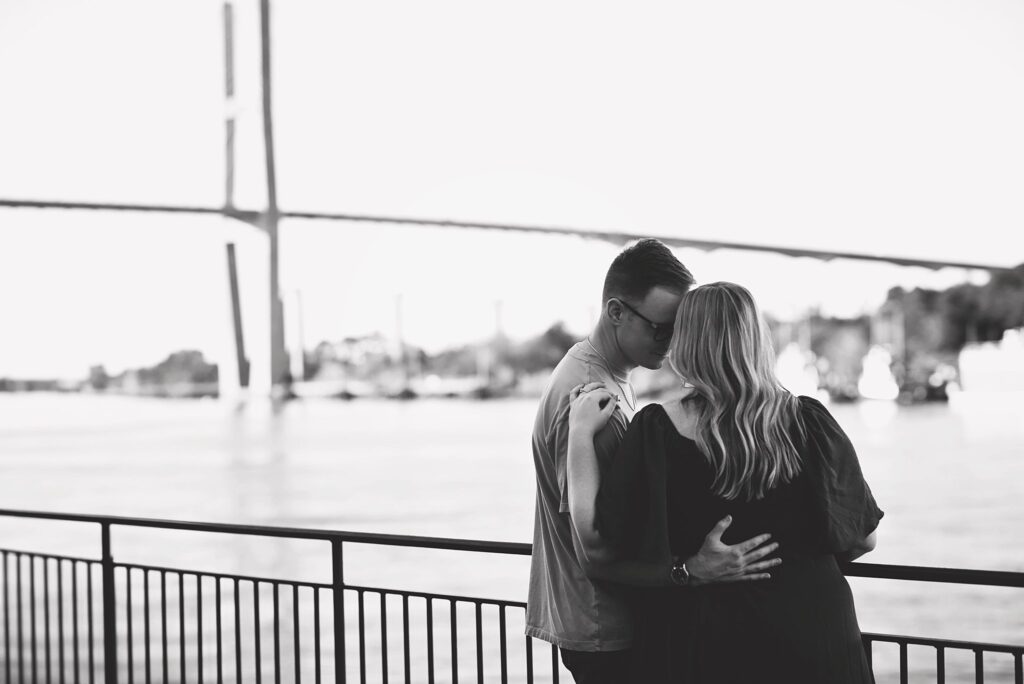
[
  {"x1": 799, "y1": 396, "x2": 884, "y2": 553},
  {"x1": 550, "y1": 402, "x2": 572, "y2": 513}
]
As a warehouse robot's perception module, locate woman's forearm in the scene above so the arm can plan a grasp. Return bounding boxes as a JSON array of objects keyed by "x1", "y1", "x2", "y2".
[
  {"x1": 836, "y1": 530, "x2": 878, "y2": 563},
  {"x1": 567, "y1": 431, "x2": 602, "y2": 550}
]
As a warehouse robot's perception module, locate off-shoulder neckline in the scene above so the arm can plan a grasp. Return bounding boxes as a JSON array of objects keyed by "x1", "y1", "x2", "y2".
[{"x1": 647, "y1": 401, "x2": 698, "y2": 444}]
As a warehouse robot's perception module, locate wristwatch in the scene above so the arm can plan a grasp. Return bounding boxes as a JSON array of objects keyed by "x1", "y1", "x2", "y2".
[{"x1": 669, "y1": 558, "x2": 691, "y2": 586}]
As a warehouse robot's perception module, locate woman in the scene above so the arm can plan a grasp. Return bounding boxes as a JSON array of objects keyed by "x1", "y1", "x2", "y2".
[{"x1": 568, "y1": 281, "x2": 881, "y2": 684}]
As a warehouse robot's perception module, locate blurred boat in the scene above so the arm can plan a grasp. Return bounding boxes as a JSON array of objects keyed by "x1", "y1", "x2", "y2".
[{"x1": 958, "y1": 327, "x2": 1024, "y2": 392}]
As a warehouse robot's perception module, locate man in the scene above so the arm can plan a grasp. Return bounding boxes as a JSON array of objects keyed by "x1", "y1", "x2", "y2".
[{"x1": 526, "y1": 239, "x2": 781, "y2": 684}]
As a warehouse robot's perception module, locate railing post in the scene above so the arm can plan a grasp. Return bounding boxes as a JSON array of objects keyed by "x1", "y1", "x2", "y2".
[
  {"x1": 332, "y1": 539, "x2": 347, "y2": 684},
  {"x1": 101, "y1": 523, "x2": 118, "y2": 684}
]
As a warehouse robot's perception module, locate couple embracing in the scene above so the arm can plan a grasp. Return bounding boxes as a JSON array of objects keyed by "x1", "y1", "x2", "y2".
[{"x1": 526, "y1": 239, "x2": 882, "y2": 684}]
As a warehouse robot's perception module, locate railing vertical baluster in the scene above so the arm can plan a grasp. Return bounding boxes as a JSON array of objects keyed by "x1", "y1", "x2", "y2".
[
  {"x1": 215, "y1": 577, "x2": 223, "y2": 684},
  {"x1": 357, "y1": 591, "x2": 365, "y2": 684},
  {"x1": 160, "y1": 571, "x2": 168, "y2": 684},
  {"x1": 126, "y1": 570, "x2": 134, "y2": 684},
  {"x1": 3, "y1": 516, "x2": 1024, "y2": 684},
  {"x1": 330, "y1": 540, "x2": 346, "y2": 684},
  {"x1": 402, "y1": 595, "x2": 410, "y2": 684},
  {"x1": 4, "y1": 551, "x2": 10, "y2": 684},
  {"x1": 17, "y1": 553, "x2": 23, "y2": 684},
  {"x1": 379, "y1": 593, "x2": 388, "y2": 684},
  {"x1": 143, "y1": 571, "x2": 151, "y2": 684},
  {"x1": 426, "y1": 598, "x2": 434, "y2": 684},
  {"x1": 87, "y1": 564, "x2": 94, "y2": 684},
  {"x1": 525, "y1": 636, "x2": 533, "y2": 684},
  {"x1": 73, "y1": 560, "x2": 80, "y2": 684},
  {"x1": 197, "y1": 575, "x2": 203, "y2": 684},
  {"x1": 45, "y1": 559, "x2": 52, "y2": 684},
  {"x1": 272, "y1": 583, "x2": 280, "y2": 684},
  {"x1": 233, "y1": 580, "x2": 241, "y2": 684},
  {"x1": 450, "y1": 600, "x2": 458, "y2": 684},
  {"x1": 58, "y1": 557, "x2": 64, "y2": 684},
  {"x1": 254, "y1": 581, "x2": 262, "y2": 684},
  {"x1": 292, "y1": 584, "x2": 300, "y2": 684},
  {"x1": 475, "y1": 602, "x2": 483, "y2": 684},
  {"x1": 499, "y1": 606, "x2": 507, "y2": 684},
  {"x1": 179, "y1": 573, "x2": 186, "y2": 684},
  {"x1": 313, "y1": 588, "x2": 321, "y2": 684},
  {"x1": 2, "y1": 548, "x2": 9, "y2": 684},
  {"x1": 100, "y1": 524, "x2": 116, "y2": 684},
  {"x1": 30, "y1": 556, "x2": 37, "y2": 684}
]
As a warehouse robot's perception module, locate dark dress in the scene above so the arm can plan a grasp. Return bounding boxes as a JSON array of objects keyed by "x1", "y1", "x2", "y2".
[{"x1": 595, "y1": 396, "x2": 883, "y2": 684}]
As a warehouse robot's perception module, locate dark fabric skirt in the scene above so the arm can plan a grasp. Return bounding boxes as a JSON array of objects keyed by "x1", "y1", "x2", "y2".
[{"x1": 629, "y1": 555, "x2": 874, "y2": 684}]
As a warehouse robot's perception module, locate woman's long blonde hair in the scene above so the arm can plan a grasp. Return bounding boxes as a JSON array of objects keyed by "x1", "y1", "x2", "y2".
[{"x1": 668, "y1": 282, "x2": 805, "y2": 501}]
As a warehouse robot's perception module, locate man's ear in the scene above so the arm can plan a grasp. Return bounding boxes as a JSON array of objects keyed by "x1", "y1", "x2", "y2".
[{"x1": 604, "y1": 298, "x2": 625, "y2": 326}]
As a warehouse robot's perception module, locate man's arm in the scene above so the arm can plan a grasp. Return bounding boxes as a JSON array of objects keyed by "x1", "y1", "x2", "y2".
[
  {"x1": 569, "y1": 430, "x2": 782, "y2": 585},
  {"x1": 566, "y1": 388, "x2": 781, "y2": 586},
  {"x1": 682, "y1": 516, "x2": 781, "y2": 585}
]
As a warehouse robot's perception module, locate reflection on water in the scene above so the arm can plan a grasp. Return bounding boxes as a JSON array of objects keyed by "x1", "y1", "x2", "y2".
[
  {"x1": 858, "y1": 396, "x2": 899, "y2": 430},
  {"x1": 1, "y1": 392, "x2": 1023, "y2": 680}
]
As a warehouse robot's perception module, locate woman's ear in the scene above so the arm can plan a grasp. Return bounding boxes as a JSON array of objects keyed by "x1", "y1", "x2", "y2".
[{"x1": 679, "y1": 382, "x2": 698, "y2": 400}]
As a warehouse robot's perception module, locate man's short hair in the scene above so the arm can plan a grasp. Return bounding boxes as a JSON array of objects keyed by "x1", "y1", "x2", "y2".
[{"x1": 602, "y1": 238, "x2": 695, "y2": 303}]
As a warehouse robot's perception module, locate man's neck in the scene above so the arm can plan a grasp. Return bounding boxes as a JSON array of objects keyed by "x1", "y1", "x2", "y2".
[{"x1": 587, "y1": 322, "x2": 635, "y2": 378}]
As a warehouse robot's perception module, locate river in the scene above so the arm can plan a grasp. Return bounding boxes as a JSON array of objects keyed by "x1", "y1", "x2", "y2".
[{"x1": 1, "y1": 392, "x2": 1022, "y2": 683}]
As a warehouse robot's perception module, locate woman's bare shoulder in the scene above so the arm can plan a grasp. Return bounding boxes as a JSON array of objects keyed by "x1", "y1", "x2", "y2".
[{"x1": 651, "y1": 399, "x2": 698, "y2": 440}]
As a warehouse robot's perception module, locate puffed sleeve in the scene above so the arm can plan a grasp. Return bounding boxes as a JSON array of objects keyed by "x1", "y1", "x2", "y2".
[
  {"x1": 798, "y1": 396, "x2": 884, "y2": 553},
  {"x1": 595, "y1": 404, "x2": 671, "y2": 563}
]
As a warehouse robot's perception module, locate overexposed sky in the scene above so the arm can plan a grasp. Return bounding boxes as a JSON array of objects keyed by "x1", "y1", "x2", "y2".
[{"x1": 1, "y1": 0, "x2": 1022, "y2": 382}]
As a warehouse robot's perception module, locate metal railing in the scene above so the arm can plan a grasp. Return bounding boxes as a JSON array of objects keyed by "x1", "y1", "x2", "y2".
[{"x1": 0, "y1": 508, "x2": 1021, "y2": 684}]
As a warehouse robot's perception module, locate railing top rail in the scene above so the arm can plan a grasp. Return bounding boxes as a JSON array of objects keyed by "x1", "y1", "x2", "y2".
[
  {"x1": 863, "y1": 631, "x2": 1024, "y2": 655},
  {"x1": 0, "y1": 508, "x2": 531, "y2": 555},
  {"x1": 2, "y1": 508, "x2": 1023, "y2": 587},
  {"x1": 842, "y1": 561, "x2": 1024, "y2": 588}
]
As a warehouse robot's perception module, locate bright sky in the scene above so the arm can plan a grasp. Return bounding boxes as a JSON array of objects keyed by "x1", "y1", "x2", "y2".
[{"x1": 1, "y1": 1, "x2": 1022, "y2": 383}]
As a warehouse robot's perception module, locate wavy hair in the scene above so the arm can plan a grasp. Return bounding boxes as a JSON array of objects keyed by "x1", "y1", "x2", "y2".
[{"x1": 668, "y1": 282, "x2": 805, "y2": 501}]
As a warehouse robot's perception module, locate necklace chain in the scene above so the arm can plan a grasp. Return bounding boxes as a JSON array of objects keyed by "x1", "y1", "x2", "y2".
[{"x1": 585, "y1": 338, "x2": 637, "y2": 412}]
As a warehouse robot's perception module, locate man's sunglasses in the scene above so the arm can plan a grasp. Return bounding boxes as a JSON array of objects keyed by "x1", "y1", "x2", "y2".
[{"x1": 616, "y1": 299, "x2": 675, "y2": 342}]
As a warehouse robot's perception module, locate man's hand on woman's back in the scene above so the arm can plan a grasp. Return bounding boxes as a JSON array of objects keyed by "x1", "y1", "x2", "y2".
[{"x1": 685, "y1": 515, "x2": 782, "y2": 585}]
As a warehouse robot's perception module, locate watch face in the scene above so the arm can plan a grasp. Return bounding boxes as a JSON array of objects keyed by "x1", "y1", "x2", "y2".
[{"x1": 671, "y1": 565, "x2": 689, "y2": 585}]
